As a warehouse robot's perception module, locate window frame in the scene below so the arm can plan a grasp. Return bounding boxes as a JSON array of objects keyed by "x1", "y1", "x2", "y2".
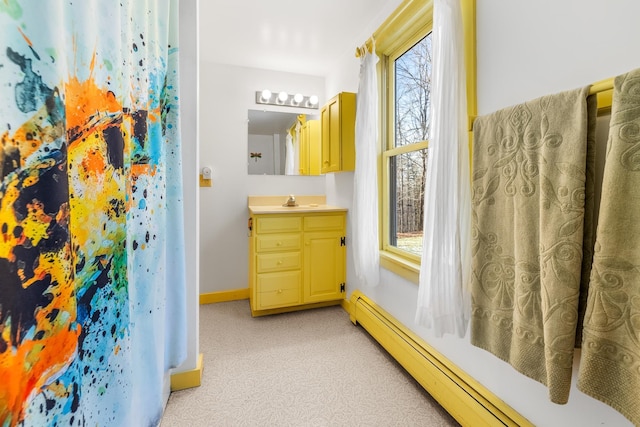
[
  {"x1": 381, "y1": 30, "x2": 433, "y2": 266},
  {"x1": 373, "y1": 0, "x2": 476, "y2": 283}
]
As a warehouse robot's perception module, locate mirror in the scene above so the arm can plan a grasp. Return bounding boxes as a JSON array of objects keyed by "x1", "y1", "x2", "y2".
[{"x1": 247, "y1": 109, "x2": 320, "y2": 175}]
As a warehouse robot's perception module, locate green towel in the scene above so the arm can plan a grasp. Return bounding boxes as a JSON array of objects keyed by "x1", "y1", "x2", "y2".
[
  {"x1": 578, "y1": 68, "x2": 640, "y2": 425},
  {"x1": 470, "y1": 87, "x2": 596, "y2": 404}
]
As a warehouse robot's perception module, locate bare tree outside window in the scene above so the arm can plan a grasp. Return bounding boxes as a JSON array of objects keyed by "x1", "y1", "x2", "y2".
[{"x1": 389, "y1": 33, "x2": 432, "y2": 256}]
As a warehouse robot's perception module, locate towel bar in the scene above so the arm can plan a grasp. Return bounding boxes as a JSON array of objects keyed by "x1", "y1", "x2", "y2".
[{"x1": 468, "y1": 77, "x2": 615, "y2": 130}]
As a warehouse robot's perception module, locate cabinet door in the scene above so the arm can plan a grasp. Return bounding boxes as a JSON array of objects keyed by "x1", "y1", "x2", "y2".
[
  {"x1": 303, "y1": 231, "x2": 345, "y2": 303},
  {"x1": 299, "y1": 122, "x2": 309, "y2": 175},
  {"x1": 307, "y1": 120, "x2": 321, "y2": 176},
  {"x1": 321, "y1": 97, "x2": 341, "y2": 174},
  {"x1": 300, "y1": 120, "x2": 320, "y2": 176}
]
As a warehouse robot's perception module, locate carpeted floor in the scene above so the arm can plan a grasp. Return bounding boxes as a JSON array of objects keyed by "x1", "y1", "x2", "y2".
[{"x1": 161, "y1": 300, "x2": 460, "y2": 426}]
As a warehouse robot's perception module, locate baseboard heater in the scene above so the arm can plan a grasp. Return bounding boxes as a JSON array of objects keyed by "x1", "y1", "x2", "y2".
[{"x1": 348, "y1": 291, "x2": 532, "y2": 427}]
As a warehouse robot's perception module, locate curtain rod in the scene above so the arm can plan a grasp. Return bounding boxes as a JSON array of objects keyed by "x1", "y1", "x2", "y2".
[{"x1": 355, "y1": 36, "x2": 375, "y2": 58}]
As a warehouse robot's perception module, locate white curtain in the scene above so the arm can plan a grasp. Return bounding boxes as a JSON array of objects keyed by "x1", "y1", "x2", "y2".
[
  {"x1": 351, "y1": 49, "x2": 380, "y2": 287},
  {"x1": 415, "y1": 0, "x2": 471, "y2": 337},
  {"x1": 285, "y1": 133, "x2": 295, "y2": 175}
]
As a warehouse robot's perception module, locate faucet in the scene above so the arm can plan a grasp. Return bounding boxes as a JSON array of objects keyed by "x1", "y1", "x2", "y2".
[{"x1": 285, "y1": 194, "x2": 296, "y2": 206}]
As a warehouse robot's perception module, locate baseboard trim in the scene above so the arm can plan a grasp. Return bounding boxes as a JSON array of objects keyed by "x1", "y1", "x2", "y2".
[
  {"x1": 170, "y1": 353, "x2": 203, "y2": 391},
  {"x1": 200, "y1": 288, "x2": 249, "y2": 304},
  {"x1": 347, "y1": 291, "x2": 532, "y2": 427},
  {"x1": 340, "y1": 298, "x2": 353, "y2": 315}
]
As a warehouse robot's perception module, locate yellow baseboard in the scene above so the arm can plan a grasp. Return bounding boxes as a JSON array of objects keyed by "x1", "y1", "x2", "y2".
[
  {"x1": 340, "y1": 298, "x2": 353, "y2": 316},
  {"x1": 170, "y1": 353, "x2": 204, "y2": 391},
  {"x1": 200, "y1": 288, "x2": 249, "y2": 304},
  {"x1": 347, "y1": 291, "x2": 532, "y2": 427}
]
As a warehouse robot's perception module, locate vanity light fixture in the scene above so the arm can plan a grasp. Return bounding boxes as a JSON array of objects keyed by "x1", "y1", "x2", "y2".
[
  {"x1": 260, "y1": 89, "x2": 272, "y2": 102},
  {"x1": 255, "y1": 90, "x2": 320, "y2": 110}
]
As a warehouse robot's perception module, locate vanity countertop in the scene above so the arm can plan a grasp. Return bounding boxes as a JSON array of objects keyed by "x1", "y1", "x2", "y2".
[
  {"x1": 248, "y1": 204, "x2": 347, "y2": 214},
  {"x1": 248, "y1": 195, "x2": 347, "y2": 214}
]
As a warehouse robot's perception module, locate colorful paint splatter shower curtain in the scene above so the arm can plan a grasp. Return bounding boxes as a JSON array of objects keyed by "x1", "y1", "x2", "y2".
[{"x1": 0, "y1": 1, "x2": 186, "y2": 426}]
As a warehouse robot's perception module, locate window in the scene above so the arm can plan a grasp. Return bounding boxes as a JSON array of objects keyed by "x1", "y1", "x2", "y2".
[
  {"x1": 384, "y1": 33, "x2": 432, "y2": 262},
  {"x1": 375, "y1": 0, "x2": 476, "y2": 282}
]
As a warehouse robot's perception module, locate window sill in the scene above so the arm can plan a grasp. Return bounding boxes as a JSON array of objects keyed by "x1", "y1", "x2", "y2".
[{"x1": 379, "y1": 251, "x2": 419, "y2": 284}]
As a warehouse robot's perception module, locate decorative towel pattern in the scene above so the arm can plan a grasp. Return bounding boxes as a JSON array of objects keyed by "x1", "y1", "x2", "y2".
[
  {"x1": 470, "y1": 87, "x2": 596, "y2": 404},
  {"x1": 578, "y1": 68, "x2": 640, "y2": 426}
]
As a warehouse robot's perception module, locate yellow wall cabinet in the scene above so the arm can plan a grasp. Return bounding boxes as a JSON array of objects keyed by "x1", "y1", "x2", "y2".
[
  {"x1": 321, "y1": 92, "x2": 356, "y2": 173},
  {"x1": 299, "y1": 119, "x2": 321, "y2": 176},
  {"x1": 248, "y1": 211, "x2": 346, "y2": 316}
]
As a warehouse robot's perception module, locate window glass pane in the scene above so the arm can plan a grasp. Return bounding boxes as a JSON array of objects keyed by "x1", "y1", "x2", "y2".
[
  {"x1": 394, "y1": 33, "x2": 432, "y2": 148},
  {"x1": 389, "y1": 149, "x2": 428, "y2": 256}
]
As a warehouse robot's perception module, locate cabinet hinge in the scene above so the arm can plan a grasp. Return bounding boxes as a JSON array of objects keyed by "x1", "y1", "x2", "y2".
[
  {"x1": 340, "y1": 236, "x2": 346, "y2": 246},
  {"x1": 340, "y1": 283, "x2": 346, "y2": 293}
]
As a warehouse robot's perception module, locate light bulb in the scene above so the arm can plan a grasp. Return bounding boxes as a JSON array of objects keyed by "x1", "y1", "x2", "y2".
[
  {"x1": 293, "y1": 93, "x2": 303, "y2": 104},
  {"x1": 278, "y1": 91, "x2": 288, "y2": 103},
  {"x1": 309, "y1": 95, "x2": 319, "y2": 106},
  {"x1": 261, "y1": 89, "x2": 272, "y2": 102}
]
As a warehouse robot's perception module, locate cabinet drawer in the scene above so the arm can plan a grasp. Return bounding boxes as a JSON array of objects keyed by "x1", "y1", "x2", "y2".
[
  {"x1": 256, "y1": 252, "x2": 301, "y2": 273},
  {"x1": 256, "y1": 216, "x2": 302, "y2": 234},
  {"x1": 257, "y1": 270, "x2": 300, "y2": 293},
  {"x1": 257, "y1": 271, "x2": 301, "y2": 309},
  {"x1": 304, "y1": 215, "x2": 345, "y2": 231},
  {"x1": 255, "y1": 234, "x2": 301, "y2": 252},
  {"x1": 257, "y1": 288, "x2": 301, "y2": 309}
]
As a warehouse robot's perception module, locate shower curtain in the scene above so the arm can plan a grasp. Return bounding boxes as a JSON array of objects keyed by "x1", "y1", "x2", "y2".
[{"x1": 0, "y1": 1, "x2": 186, "y2": 426}]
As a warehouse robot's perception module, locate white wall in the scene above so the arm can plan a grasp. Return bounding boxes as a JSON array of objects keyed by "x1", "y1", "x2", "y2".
[
  {"x1": 199, "y1": 63, "x2": 327, "y2": 293},
  {"x1": 172, "y1": 0, "x2": 200, "y2": 375},
  {"x1": 324, "y1": 1, "x2": 640, "y2": 426},
  {"x1": 476, "y1": 1, "x2": 640, "y2": 115}
]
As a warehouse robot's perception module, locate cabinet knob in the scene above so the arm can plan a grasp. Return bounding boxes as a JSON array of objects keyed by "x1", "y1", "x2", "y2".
[
  {"x1": 277, "y1": 289, "x2": 283, "y2": 294},
  {"x1": 277, "y1": 260, "x2": 283, "y2": 265},
  {"x1": 276, "y1": 241, "x2": 282, "y2": 246}
]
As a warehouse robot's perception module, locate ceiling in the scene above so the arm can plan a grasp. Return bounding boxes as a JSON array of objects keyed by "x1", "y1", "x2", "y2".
[{"x1": 199, "y1": 0, "x2": 400, "y2": 77}]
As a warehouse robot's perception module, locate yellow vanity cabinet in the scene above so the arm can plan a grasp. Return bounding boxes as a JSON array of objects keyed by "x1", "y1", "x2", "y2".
[
  {"x1": 321, "y1": 92, "x2": 356, "y2": 174},
  {"x1": 248, "y1": 210, "x2": 346, "y2": 316},
  {"x1": 299, "y1": 119, "x2": 321, "y2": 176}
]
